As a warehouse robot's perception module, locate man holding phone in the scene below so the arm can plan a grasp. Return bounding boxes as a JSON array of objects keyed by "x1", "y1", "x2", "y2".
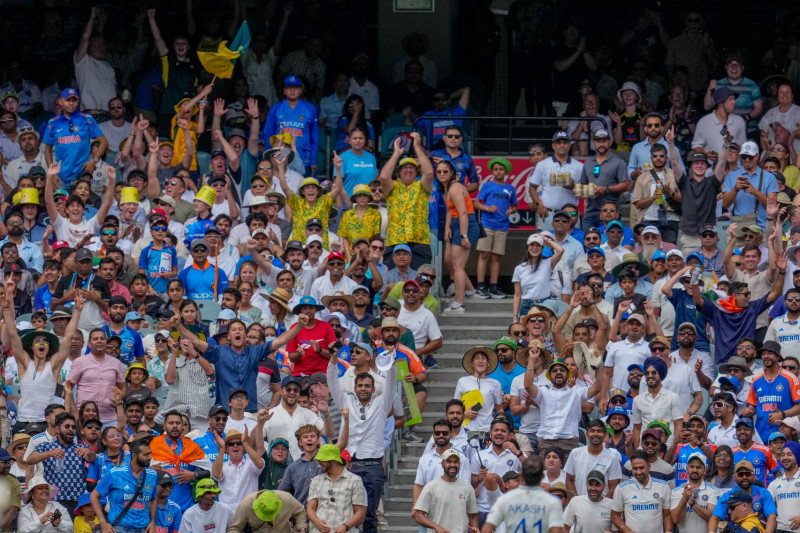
[{"x1": 722, "y1": 141, "x2": 779, "y2": 231}]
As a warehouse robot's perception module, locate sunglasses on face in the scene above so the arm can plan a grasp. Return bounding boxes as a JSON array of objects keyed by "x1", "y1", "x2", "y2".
[
  {"x1": 102, "y1": 230, "x2": 117, "y2": 236},
  {"x1": 510, "y1": 330, "x2": 526, "y2": 336},
  {"x1": 528, "y1": 317, "x2": 545, "y2": 323},
  {"x1": 787, "y1": 297, "x2": 800, "y2": 303},
  {"x1": 109, "y1": 105, "x2": 124, "y2": 110},
  {"x1": 152, "y1": 226, "x2": 167, "y2": 232},
  {"x1": 445, "y1": 134, "x2": 462, "y2": 139},
  {"x1": 783, "y1": 365, "x2": 799, "y2": 371},
  {"x1": 403, "y1": 287, "x2": 420, "y2": 294},
  {"x1": 85, "y1": 423, "x2": 102, "y2": 430},
  {"x1": 168, "y1": 181, "x2": 180, "y2": 187},
  {"x1": 741, "y1": 155, "x2": 756, "y2": 160},
  {"x1": 308, "y1": 244, "x2": 322, "y2": 250},
  {"x1": 433, "y1": 430, "x2": 450, "y2": 436},
  {"x1": 227, "y1": 441, "x2": 243, "y2": 447},
  {"x1": 193, "y1": 247, "x2": 208, "y2": 253},
  {"x1": 651, "y1": 154, "x2": 667, "y2": 159},
  {"x1": 737, "y1": 291, "x2": 752, "y2": 298},
  {"x1": 609, "y1": 397, "x2": 627, "y2": 404}
]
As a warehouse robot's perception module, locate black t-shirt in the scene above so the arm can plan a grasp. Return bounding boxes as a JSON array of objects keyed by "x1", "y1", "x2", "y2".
[
  {"x1": 54, "y1": 273, "x2": 111, "y2": 302},
  {"x1": 677, "y1": 173, "x2": 722, "y2": 235}
]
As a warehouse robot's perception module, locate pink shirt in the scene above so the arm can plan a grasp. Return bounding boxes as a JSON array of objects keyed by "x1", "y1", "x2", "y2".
[{"x1": 67, "y1": 353, "x2": 125, "y2": 421}]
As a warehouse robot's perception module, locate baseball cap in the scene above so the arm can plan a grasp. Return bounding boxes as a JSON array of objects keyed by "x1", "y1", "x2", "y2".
[
  {"x1": 3, "y1": 263, "x2": 21, "y2": 274},
  {"x1": 727, "y1": 489, "x2": 753, "y2": 505},
  {"x1": 641, "y1": 226, "x2": 660, "y2": 236},
  {"x1": 125, "y1": 311, "x2": 143, "y2": 322},
  {"x1": 157, "y1": 470, "x2": 174, "y2": 486},
  {"x1": 1, "y1": 91, "x2": 17, "y2": 102},
  {"x1": 734, "y1": 460, "x2": 755, "y2": 473},
  {"x1": 393, "y1": 244, "x2": 412, "y2": 255},
  {"x1": 587, "y1": 246, "x2": 605, "y2": 257},
  {"x1": 609, "y1": 388, "x2": 627, "y2": 400},
  {"x1": 208, "y1": 405, "x2": 228, "y2": 417},
  {"x1": 328, "y1": 251, "x2": 345, "y2": 262},
  {"x1": 594, "y1": 129, "x2": 610, "y2": 139},
  {"x1": 441, "y1": 449, "x2": 461, "y2": 462},
  {"x1": 769, "y1": 431, "x2": 788, "y2": 443},
  {"x1": 606, "y1": 220, "x2": 624, "y2": 231},
  {"x1": 379, "y1": 297, "x2": 401, "y2": 310},
  {"x1": 281, "y1": 375, "x2": 302, "y2": 388},
  {"x1": 306, "y1": 218, "x2": 323, "y2": 230},
  {"x1": 586, "y1": 470, "x2": 606, "y2": 484},
  {"x1": 416, "y1": 273, "x2": 434, "y2": 285},
  {"x1": 60, "y1": 88, "x2": 79, "y2": 99},
  {"x1": 719, "y1": 376, "x2": 742, "y2": 392},
  {"x1": 228, "y1": 387, "x2": 248, "y2": 400},
  {"x1": 305, "y1": 373, "x2": 328, "y2": 386},
  {"x1": 735, "y1": 417, "x2": 754, "y2": 429},
  {"x1": 652, "y1": 250, "x2": 667, "y2": 261},
  {"x1": 403, "y1": 279, "x2": 420, "y2": 290},
  {"x1": 191, "y1": 239, "x2": 209, "y2": 251},
  {"x1": 687, "y1": 151, "x2": 708, "y2": 164},
  {"x1": 283, "y1": 76, "x2": 302, "y2": 87},
  {"x1": 627, "y1": 364, "x2": 645, "y2": 373},
  {"x1": 687, "y1": 451, "x2": 708, "y2": 466},
  {"x1": 552, "y1": 130, "x2": 570, "y2": 142},
  {"x1": 701, "y1": 225, "x2": 718, "y2": 236},
  {"x1": 626, "y1": 313, "x2": 646, "y2": 324},
  {"x1": 740, "y1": 141, "x2": 759, "y2": 157},
  {"x1": 76, "y1": 249, "x2": 93, "y2": 262}
]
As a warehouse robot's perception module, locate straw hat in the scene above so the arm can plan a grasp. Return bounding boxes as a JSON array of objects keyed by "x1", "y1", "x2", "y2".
[
  {"x1": 461, "y1": 346, "x2": 498, "y2": 376},
  {"x1": 266, "y1": 288, "x2": 293, "y2": 313},
  {"x1": 515, "y1": 339, "x2": 553, "y2": 367},
  {"x1": 522, "y1": 307, "x2": 549, "y2": 327}
]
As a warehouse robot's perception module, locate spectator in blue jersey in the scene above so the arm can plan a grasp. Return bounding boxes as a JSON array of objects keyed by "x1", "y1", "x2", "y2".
[
  {"x1": 338, "y1": 127, "x2": 378, "y2": 198},
  {"x1": 177, "y1": 239, "x2": 229, "y2": 301},
  {"x1": 474, "y1": 158, "x2": 518, "y2": 299},
  {"x1": 417, "y1": 86, "x2": 470, "y2": 148},
  {"x1": 193, "y1": 405, "x2": 229, "y2": 462},
  {"x1": 691, "y1": 261, "x2": 786, "y2": 364},
  {"x1": 743, "y1": 341, "x2": 800, "y2": 442},
  {"x1": 154, "y1": 470, "x2": 182, "y2": 533},
  {"x1": 709, "y1": 460, "x2": 778, "y2": 533},
  {"x1": 172, "y1": 313, "x2": 308, "y2": 412},
  {"x1": 731, "y1": 417, "x2": 779, "y2": 487},
  {"x1": 102, "y1": 296, "x2": 145, "y2": 365},
  {"x1": 262, "y1": 76, "x2": 319, "y2": 176},
  {"x1": 138, "y1": 215, "x2": 178, "y2": 295},
  {"x1": 42, "y1": 88, "x2": 108, "y2": 190}
]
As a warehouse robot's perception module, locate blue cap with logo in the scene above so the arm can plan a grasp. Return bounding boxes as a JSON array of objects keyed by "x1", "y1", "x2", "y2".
[
  {"x1": 735, "y1": 417, "x2": 754, "y2": 429},
  {"x1": 652, "y1": 250, "x2": 667, "y2": 261},
  {"x1": 719, "y1": 376, "x2": 742, "y2": 392},
  {"x1": 60, "y1": 88, "x2": 79, "y2": 99},
  {"x1": 283, "y1": 76, "x2": 302, "y2": 87},
  {"x1": 587, "y1": 246, "x2": 605, "y2": 257}
]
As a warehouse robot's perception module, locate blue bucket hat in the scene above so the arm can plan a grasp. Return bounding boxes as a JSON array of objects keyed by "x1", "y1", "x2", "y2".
[{"x1": 292, "y1": 295, "x2": 325, "y2": 315}]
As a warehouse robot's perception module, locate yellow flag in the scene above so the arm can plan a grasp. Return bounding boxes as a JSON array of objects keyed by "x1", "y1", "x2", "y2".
[{"x1": 197, "y1": 41, "x2": 241, "y2": 79}]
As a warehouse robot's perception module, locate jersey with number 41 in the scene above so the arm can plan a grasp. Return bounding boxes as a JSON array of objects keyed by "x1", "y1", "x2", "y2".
[{"x1": 486, "y1": 485, "x2": 563, "y2": 533}]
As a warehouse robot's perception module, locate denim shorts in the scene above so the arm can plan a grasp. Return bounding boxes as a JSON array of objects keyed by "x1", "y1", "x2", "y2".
[{"x1": 450, "y1": 213, "x2": 480, "y2": 247}]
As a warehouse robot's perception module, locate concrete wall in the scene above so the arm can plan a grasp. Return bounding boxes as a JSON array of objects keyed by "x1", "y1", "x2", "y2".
[{"x1": 376, "y1": 0, "x2": 456, "y2": 83}]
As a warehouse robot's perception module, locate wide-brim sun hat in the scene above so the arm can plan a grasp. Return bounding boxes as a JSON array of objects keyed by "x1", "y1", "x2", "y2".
[
  {"x1": 461, "y1": 346, "x2": 499, "y2": 375},
  {"x1": 21, "y1": 329, "x2": 60, "y2": 357},
  {"x1": 22, "y1": 474, "x2": 58, "y2": 503},
  {"x1": 515, "y1": 338, "x2": 553, "y2": 368}
]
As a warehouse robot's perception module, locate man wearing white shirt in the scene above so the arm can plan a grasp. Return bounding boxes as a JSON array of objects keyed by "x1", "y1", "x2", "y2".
[
  {"x1": 211, "y1": 426, "x2": 265, "y2": 507},
  {"x1": 476, "y1": 418, "x2": 524, "y2": 522},
  {"x1": 600, "y1": 313, "x2": 650, "y2": 410},
  {"x1": 767, "y1": 440, "x2": 800, "y2": 532},
  {"x1": 692, "y1": 87, "x2": 747, "y2": 156},
  {"x1": 398, "y1": 279, "x2": 443, "y2": 357},
  {"x1": 264, "y1": 376, "x2": 326, "y2": 461},
  {"x1": 670, "y1": 452, "x2": 721, "y2": 533},
  {"x1": 423, "y1": 400, "x2": 481, "y2": 469},
  {"x1": 670, "y1": 322, "x2": 714, "y2": 390},
  {"x1": 565, "y1": 419, "x2": 623, "y2": 497},
  {"x1": 632, "y1": 357, "x2": 685, "y2": 451},
  {"x1": 611, "y1": 450, "x2": 673, "y2": 533},
  {"x1": 758, "y1": 82, "x2": 800, "y2": 153},
  {"x1": 328, "y1": 343, "x2": 397, "y2": 533},
  {"x1": 563, "y1": 470, "x2": 614, "y2": 533},
  {"x1": 527, "y1": 130, "x2": 583, "y2": 231},
  {"x1": 309, "y1": 251, "x2": 357, "y2": 302},
  {"x1": 708, "y1": 392, "x2": 743, "y2": 448},
  {"x1": 646, "y1": 336, "x2": 704, "y2": 415},
  {"x1": 2, "y1": 127, "x2": 45, "y2": 188}
]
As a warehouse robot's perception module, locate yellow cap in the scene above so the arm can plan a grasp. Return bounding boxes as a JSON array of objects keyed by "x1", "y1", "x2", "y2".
[
  {"x1": 350, "y1": 183, "x2": 372, "y2": 202},
  {"x1": 120, "y1": 187, "x2": 139, "y2": 205},
  {"x1": 13, "y1": 188, "x2": 39, "y2": 206},
  {"x1": 398, "y1": 157, "x2": 419, "y2": 169},
  {"x1": 194, "y1": 185, "x2": 217, "y2": 207},
  {"x1": 269, "y1": 132, "x2": 293, "y2": 148}
]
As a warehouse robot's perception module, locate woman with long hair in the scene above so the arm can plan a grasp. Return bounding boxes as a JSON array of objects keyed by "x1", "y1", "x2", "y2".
[
  {"x1": 437, "y1": 161, "x2": 480, "y2": 314},
  {"x1": 540, "y1": 447, "x2": 567, "y2": 490},
  {"x1": 706, "y1": 444, "x2": 737, "y2": 489},
  {"x1": 334, "y1": 95, "x2": 375, "y2": 152},
  {"x1": 77, "y1": 401, "x2": 99, "y2": 430},
  {"x1": 93, "y1": 427, "x2": 130, "y2": 484},
  {"x1": 765, "y1": 141, "x2": 800, "y2": 192},
  {"x1": 179, "y1": 299, "x2": 209, "y2": 336},
  {"x1": 512, "y1": 233, "x2": 565, "y2": 320}
]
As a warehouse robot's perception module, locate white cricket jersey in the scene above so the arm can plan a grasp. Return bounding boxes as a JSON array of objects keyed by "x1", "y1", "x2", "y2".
[
  {"x1": 670, "y1": 481, "x2": 722, "y2": 533},
  {"x1": 767, "y1": 469, "x2": 800, "y2": 532},
  {"x1": 612, "y1": 477, "x2": 671, "y2": 533},
  {"x1": 486, "y1": 485, "x2": 564, "y2": 533}
]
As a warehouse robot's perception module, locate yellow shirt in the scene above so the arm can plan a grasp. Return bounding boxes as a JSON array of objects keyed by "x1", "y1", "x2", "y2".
[
  {"x1": 783, "y1": 164, "x2": 800, "y2": 193},
  {"x1": 386, "y1": 180, "x2": 430, "y2": 246},
  {"x1": 170, "y1": 118, "x2": 199, "y2": 171},
  {"x1": 74, "y1": 515, "x2": 99, "y2": 533},
  {"x1": 286, "y1": 193, "x2": 334, "y2": 247},
  {"x1": 338, "y1": 207, "x2": 381, "y2": 245}
]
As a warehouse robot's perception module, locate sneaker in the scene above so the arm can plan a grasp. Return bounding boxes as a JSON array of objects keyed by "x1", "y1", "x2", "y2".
[
  {"x1": 475, "y1": 287, "x2": 491, "y2": 299},
  {"x1": 465, "y1": 288, "x2": 477, "y2": 297},
  {"x1": 443, "y1": 302, "x2": 465, "y2": 314},
  {"x1": 446, "y1": 283, "x2": 456, "y2": 297},
  {"x1": 424, "y1": 354, "x2": 440, "y2": 369},
  {"x1": 489, "y1": 287, "x2": 507, "y2": 299},
  {"x1": 377, "y1": 513, "x2": 389, "y2": 526},
  {"x1": 402, "y1": 427, "x2": 423, "y2": 442}
]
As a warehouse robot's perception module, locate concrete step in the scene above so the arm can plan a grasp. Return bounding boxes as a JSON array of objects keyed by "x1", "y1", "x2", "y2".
[
  {"x1": 381, "y1": 512, "x2": 421, "y2": 530},
  {"x1": 439, "y1": 325, "x2": 510, "y2": 337},
  {"x1": 437, "y1": 296, "x2": 513, "y2": 312},
  {"x1": 436, "y1": 312, "x2": 513, "y2": 327}
]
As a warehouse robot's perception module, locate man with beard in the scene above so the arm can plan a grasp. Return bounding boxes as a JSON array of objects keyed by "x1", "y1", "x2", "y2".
[
  {"x1": 96, "y1": 258, "x2": 131, "y2": 305},
  {"x1": 670, "y1": 453, "x2": 721, "y2": 532},
  {"x1": 367, "y1": 298, "x2": 416, "y2": 349},
  {"x1": 708, "y1": 392, "x2": 740, "y2": 447},
  {"x1": 510, "y1": 338, "x2": 550, "y2": 455},
  {"x1": 67, "y1": 329, "x2": 126, "y2": 425},
  {"x1": 347, "y1": 285, "x2": 374, "y2": 329},
  {"x1": 414, "y1": 449, "x2": 479, "y2": 533},
  {"x1": 563, "y1": 470, "x2": 614, "y2": 533},
  {"x1": 600, "y1": 313, "x2": 650, "y2": 412},
  {"x1": 476, "y1": 418, "x2": 524, "y2": 525},
  {"x1": 149, "y1": 411, "x2": 213, "y2": 511},
  {"x1": 398, "y1": 279, "x2": 442, "y2": 360},
  {"x1": 98, "y1": 97, "x2": 131, "y2": 152},
  {"x1": 423, "y1": 400, "x2": 480, "y2": 467},
  {"x1": 261, "y1": 240, "x2": 323, "y2": 298},
  {"x1": 153, "y1": 470, "x2": 182, "y2": 533},
  {"x1": 743, "y1": 341, "x2": 800, "y2": 442},
  {"x1": 560, "y1": 283, "x2": 611, "y2": 346},
  {"x1": 147, "y1": 171, "x2": 195, "y2": 224},
  {"x1": 192, "y1": 405, "x2": 229, "y2": 462},
  {"x1": 633, "y1": 356, "x2": 685, "y2": 452},
  {"x1": 91, "y1": 437, "x2": 158, "y2": 533},
  {"x1": 611, "y1": 450, "x2": 673, "y2": 533},
  {"x1": 709, "y1": 460, "x2": 778, "y2": 532},
  {"x1": 565, "y1": 418, "x2": 622, "y2": 498},
  {"x1": 632, "y1": 143, "x2": 681, "y2": 244},
  {"x1": 0, "y1": 212, "x2": 43, "y2": 273},
  {"x1": 526, "y1": 131, "x2": 582, "y2": 232},
  {"x1": 732, "y1": 417, "x2": 779, "y2": 488},
  {"x1": 179, "y1": 478, "x2": 233, "y2": 533},
  {"x1": 376, "y1": 316, "x2": 427, "y2": 429},
  {"x1": 178, "y1": 239, "x2": 229, "y2": 301},
  {"x1": 648, "y1": 336, "x2": 704, "y2": 415},
  {"x1": 767, "y1": 441, "x2": 800, "y2": 532},
  {"x1": 29, "y1": 412, "x2": 96, "y2": 513},
  {"x1": 488, "y1": 337, "x2": 524, "y2": 423},
  {"x1": 690, "y1": 224, "x2": 724, "y2": 278},
  {"x1": 264, "y1": 376, "x2": 327, "y2": 461},
  {"x1": 766, "y1": 288, "x2": 800, "y2": 357},
  {"x1": 580, "y1": 129, "x2": 629, "y2": 231},
  {"x1": 328, "y1": 342, "x2": 397, "y2": 533},
  {"x1": 673, "y1": 414, "x2": 715, "y2": 486},
  {"x1": 307, "y1": 444, "x2": 366, "y2": 533},
  {"x1": 412, "y1": 420, "x2": 478, "y2": 525},
  {"x1": 102, "y1": 295, "x2": 145, "y2": 365},
  {"x1": 344, "y1": 244, "x2": 384, "y2": 304},
  {"x1": 4, "y1": 126, "x2": 46, "y2": 187},
  {"x1": 310, "y1": 251, "x2": 358, "y2": 302},
  {"x1": 526, "y1": 351, "x2": 603, "y2": 455},
  {"x1": 605, "y1": 405, "x2": 632, "y2": 457}
]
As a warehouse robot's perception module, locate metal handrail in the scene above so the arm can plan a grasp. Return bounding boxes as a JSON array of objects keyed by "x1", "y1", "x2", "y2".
[{"x1": 411, "y1": 114, "x2": 609, "y2": 155}]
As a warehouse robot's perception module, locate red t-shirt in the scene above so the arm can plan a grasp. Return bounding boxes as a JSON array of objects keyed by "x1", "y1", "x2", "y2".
[{"x1": 287, "y1": 320, "x2": 337, "y2": 375}]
